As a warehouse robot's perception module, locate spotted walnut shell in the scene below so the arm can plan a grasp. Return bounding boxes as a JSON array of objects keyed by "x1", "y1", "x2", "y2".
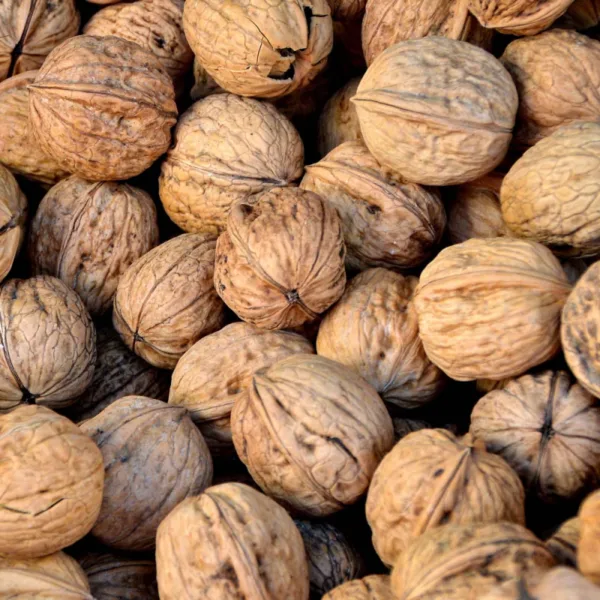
[
  {"x1": 0, "y1": 164, "x2": 26, "y2": 284},
  {"x1": 323, "y1": 575, "x2": 394, "y2": 600}
]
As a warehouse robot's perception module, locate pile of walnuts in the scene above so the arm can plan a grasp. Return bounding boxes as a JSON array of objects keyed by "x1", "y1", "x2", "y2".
[{"x1": 3, "y1": 0, "x2": 600, "y2": 598}]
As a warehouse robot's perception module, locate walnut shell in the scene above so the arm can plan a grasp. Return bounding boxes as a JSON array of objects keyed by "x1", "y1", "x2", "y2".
[
  {"x1": 414, "y1": 238, "x2": 572, "y2": 381},
  {"x1": 0, "y1": 164, "x2": 26, "y2": 284},
  {"x1": 190, "y1": 59, "x2": 222, "y2": 100},
  {"x1": 323, "y1": 575, "x2": 394, "y2": 600},
  {"x1": 214, "y1": 187, "x2": 346, "y2": 330},
  {"x1": 0, "y1": 276, "x2": 96, "y2": 410},
  {"x1": 532, "y1": 567, "x2": 600, "y2": 600},
  {"x1": 29, "y1": 35, "x2": 177, "y2": 181},
  {"x1": 546, "y1": 518, "x2": 580, "y2": 567},
  {"x1": 301, "y1": 142, "x2": 446, "y2": 271},
  {"x1": 562, "y1": 258, "x2": 589, "y2": 286},
  {"x1": 353, "y1": 37, "x2": 518, "y2": 186},
  {"x1": 0, "y1": 405, "x2": 104, "y2": 558},
  {"x1": 393, "y1": 418, "x2": 432, "y2": 442},
  {"x1": 183, "y1": 0, "x2": 333, "y2": 99},
  {"x1": 169, "y1": 322, "x2": 314, "y2": 454},
  {"x1": 156, "y1": 482, "x2": 309, "y2": 600},
  {"x1": 159, "y1": 94, "x2": 304, "y2": 235},
  {"x1": 578, "y1": 489, "x2": 600, "y2": 584},
  {"x1": 327, "y1": 0, "x2": 366, "y2": 21},
  {"x1": 317, "y1": 268, "x2": 446, "y2": 409},
  {"x1": 113, "y1": 233, "x2": 225, "y2": 369},
  {"x1": 232, "y1": 354, "x2": 394, "y2": 516},
  {"x1": 562, "y1": 0, "x2": 600, "y2": 28}
]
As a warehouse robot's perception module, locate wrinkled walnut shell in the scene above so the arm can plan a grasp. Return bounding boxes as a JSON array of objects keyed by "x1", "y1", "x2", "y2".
[
  {"x1": 323, "y1": 575, "x2": 394, "y2": 600},
  {"x1": 0, "y1": 165, "x2": 26, "y2": 284},
  {"x1": 546, "y1": 518, "x2": 580, "y2": 567}
]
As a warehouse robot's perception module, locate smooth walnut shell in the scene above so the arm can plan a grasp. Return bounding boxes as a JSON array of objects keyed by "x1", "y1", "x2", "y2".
[
  {"x1": 0, "y1": 164, "x2": 26, "y2": 284},
  {"x1": 169, "y1": 322, "x2": 314, "y2": 454},
  {"x1": 414, "y1": 238, "x2": 572, "y2": 381},
  {"x1": 0, "y1": 405, "x2": 104, "y2": 558},
  {"x1": 232, "y1": 354, "x2": 394, "y2": 516},
  {"x1": 183, "y1": 0, "x2": 333, "y2": 99},
  {"x1": 214, "y1": 187, "x2": 346, "y2": 330},
  {"x1": 113, "y1": 233, "x2": 225, "y2": 369},
  {"x1": 29, "y1": 35, "x2": 177, "y2": 181},
  {"x1": 156, "y1": 482, "x2": 309, "y2": 600},
  {"x1": 546, "y1": 518, "x2": 580, "y2": 567},
  {"x1": 159, "y1": 94, "x2": 304, "y2": 235},
  {"x1": 317, "y1": 269, "x2": 446, "y2": 409},
  {"x1": 190, "y1": 59, "x2": 222, "y2": 100},
  {"x1": 578, "y1": 489, "x2": 600, "y2": 584},
  {"x1": 323, "y1": 575, "x2": 394, "y2": 600},
  {"x1": 302, "y1": 142, "x2": 446, "y2": 271},
  {"x1": 0, "y1": 276, "x2": 96, "y2": 410},
  {"x1": 353, "y1": 38, "x2": 517, "y2": 186},
  {"x1": 29, "y1": 176, "x2": 159, "y2": 316}
]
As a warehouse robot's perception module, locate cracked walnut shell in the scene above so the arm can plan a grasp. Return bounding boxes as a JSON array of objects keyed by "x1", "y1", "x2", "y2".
[
  {"x1": 323, "y1": 575, "x2": 394, "y2": 600},
  {"x1": 0, "y1": 164, "x2": 26, "y2": 284}
]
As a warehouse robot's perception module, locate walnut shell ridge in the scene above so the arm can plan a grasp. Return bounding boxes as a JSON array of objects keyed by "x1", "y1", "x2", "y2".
[
  {"x1": 323, "y1": 575, "x2": 394, "y2": 600},
  {"x1": 0, "y1": 164, "x2": 26, "y2": 284}
]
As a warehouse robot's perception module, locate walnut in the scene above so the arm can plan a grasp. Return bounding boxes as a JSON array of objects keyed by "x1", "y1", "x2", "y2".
[
  {"x1": 190, "y1": 59, "x2": 222, "y2": 100},
  {"x1": 159, "y1": 94, "x2": 304, "y2": 236},
  {"x1": 414, "y1": 238, "x2": 572, "y2": 381},
  {"x1": 317, "y1": 268, "x2": 446, "y2": 409},
  {"x1": 323, "y1": 575, "x2": 394, "y2": 600},
  {"x1": 0, "y1": 405, "x2": 103, "y2": 558},
  {"x1": 29, "y1": 35, "x2": 177, "y2": 181},
  {"x1": 392, "y1": 418, "x2": 432, "y2": 442},
  {"x1": 183, "y1": 0, "x2": 333, "y2": 99},
  {"x1": 0, "y1": 165, "x2": 26, "y2": 284},
  {"x1": 232, "y1": 354, "x2": 394, "y2": 516},
  {"x1": 0, "y1": 276, "x2": 96, "y2": 411},
  {"x1": 214, "y1": 187, "x2": 346, "y2": 330},
  {"x1": 113, "y1": 233, "x2": 225, "y2": 369},
  {"x1": 353, "y1": 38, "x2": 518, "y2": 185},
  {"x1": 578, "y1": 488, "x2": 600, "y2": 584},
  {"x1": 327, "y1": 0, "x2": 366, "y2": 21},
  {"x1": 561, "y1": 0, "x2": 600, "y2": 28},
  {"x1": 156, "y1": 482, "x2": 309, "y2": 600},
  {"x1": 301, "y1": 142, "x2": 445, "y2": 270},
  {"x1": 169, "y1": 322, "x2": 314, "y2": 454},
  {"x1": 546, "y1": 518, "x2": 580, "y2": 567},
  {"x1": 532, "y1": 568, "x2": 600, "y2": 600}
]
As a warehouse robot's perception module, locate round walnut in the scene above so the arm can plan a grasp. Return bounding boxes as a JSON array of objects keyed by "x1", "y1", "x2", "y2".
[
  {"x1": 0, "y1": 276, "x2": 96, "y2": 411},
  {"x1": 156, "y1": 482, "x2": 309, "y2": 600},
  {"x1": 183, "y1": 0, "x2": 333, "y2": 99},
  {"x1": 159, "y1": 94, "x2": 304, "y2": 235},
  {"x1": 29, "y1": 176, "x2": 159, "y2": 316},
  {"x1": 578, "y1": 489, "x2": 600, "y2": 584},
  {"x1": 0, "y1": 165, "x2": 26, "y2": 284},
  {"x1": 190, "y1": 59, "x2": 222, "y2": 100},
  {"x1": 232, "y1": 354, "x2": 394, "y2": 516},
  {"x1": 214, "y1": 187, "x2": 346, "y2": 330},
  {"x1": 353, "y1": 37, "x2": 518, "y2": 186},
  {"x1": 80, "y1": 396, "x2": 213, "y2": 551},
  {"x1": 301, "y1": 142, "x2": 446, "y2": 271},
  {"x1": 323, "y1": 575, "x2": 395, "y2": 600},
  {"x1": 546, "y1": 518, "x2": 580, "y2": 567},
  {"x1": 414, "y1": 238, "x2": 572, "y2": 381},
  {"x1": 0, "y1": 405, "x2": 104, "y2": 558},
  {"x1": 113, "y1": 233, "x2": 225, "y2": 369},
  {"x1": 317, "y1": 268, "x2": 446, "y2": 409},
  {"x1": 29, "y1": 35, "x2": 177, "y2": 181},
  {"x1": 169, "y1": 322, "x2": 314, "y2": 454}
]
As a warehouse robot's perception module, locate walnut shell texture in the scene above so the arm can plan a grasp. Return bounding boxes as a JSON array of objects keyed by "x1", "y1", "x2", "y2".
[
  {"x1": 113, "y1": 233, "x2": 225, "y2": 369},
  {"x1": 578, "y1": 489, "x2": 600, "y2": 584},
  {"x1": 29, "y1": 35, "x2": 177, "y2": 181},
  {"x1": 232, "y1": 354, "x2": 394, "y2": 516},
  {"x1": 353, "y1": 37, "x2": 518, "y2": 186},
  {"x1": 0, "y1": 405, "x2": 104, "y2": 558},
  {"x1": 562, "y1": 0, "x2": 600, "y2": 28},
  {"x1": 190, "y1": 58, "x2": 222, "y2": 100},
  {"x1": 323, "y1": 575, "x2": 395, "y2": 600},
  {"x1": 393, "y1": 417, "x2": 432, "y2": 442},
  {"x1": 0, "y1": 164, "x2": 26, "y2": 284},
  {"x1": 327, "y1": 0, "x2": 366, "y2": 20},
  {"x1": 214, "y1": 187, "x2": 346, "y2": 330},
  {"x1": 414, "y1": 238, "x2": 572, "y2": 381},
  {"x1": 159, "y1": 94, "x2": 304, "y2": 235},
  {"x1": 156, "y1": 482, "x2": 309, "y2": 600},
  {"x1": 546, "y1": 517, "x2": 579, "y2": 567},
  {"x1": 532, "y1": 567, "x2": 600, "y2": 600}
]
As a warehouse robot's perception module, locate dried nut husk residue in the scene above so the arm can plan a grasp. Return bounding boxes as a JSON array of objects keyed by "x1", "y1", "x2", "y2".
[
  {"x1": 578, "y1": 489, "x2": 600, "y2": 584},
  {"x1": 323, "y1": 575, "x2": 395, "y2": 600},
  {"x1": 0, "y1": 164, "x2": 26, "y2": 284},
  {"x1": 0, "y1": 405, "x2": 104, "y2": 558},
  {"x1": 159, "y1": 94, "x2": 304, "y2": 236},
  {"x1": 413, "y1": 238, "x2": 572, "y2": 381},
  {"x1": 546, "y1": 517, "x2": 580, "y2": 567},
  {"x1": 156, "y1": 483, "x2": 309, "y2": 600}
]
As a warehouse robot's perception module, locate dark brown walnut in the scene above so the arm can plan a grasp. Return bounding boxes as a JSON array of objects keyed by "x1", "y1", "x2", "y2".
[
  {"x1": 169, "y1": 322, "x2": 314, "y2": 454},
  {"x1": 561, "y1": 0, "x2": 600, "y2": 28},
  {"x1": 327, "y1": 0, "x2": 366, "y2": 20},
  {"x1": 0, "y1": 276, "x2": 96, "y2": 411},
  {"x1": 159, "y1": 94, "x2": 304, "y2": 235},
  {"x1": 353, "y1": 38, "x2": 518, "y2": 186},
  {"x1": 0, "y1": 405, "x2": 104, "y2": 558},
  {"x1": 29, "y1": 176, "x2": 159, "y2": 316},
  {"x1": 80, "y1": 395, "x2": 213, "y2": 551},
  {"x1": 190, "y1": 59, "x2": 222, "y2": 100},
  {"x1": 0, "y1": 164, "x2": 26, "y2": 284},
  {"x1": 156, "y1": 482, "x2": 309, "y2": 600},
  {"x1": 302, "y1": 143, "x2": 446, "y2": 271},
  {"x1": 29, "y1": 35, "x2": 177, "y2": 181},
  {"x1": 414, "y1": 238, "x2": 572, "y2": 381},
  {"x1": 183, "y1": 0, "x2": 333, "y2": 99},
  {"x1": 317, "y1": 269, "x2": 446, "y2": 409},
  {"x1": 323, "y1": 575, "x2": 395, "y2": 600},
  {"x1": 113, "y1": 233, "x2": 225, "y2": 369},
  {"x1": 232, "y1": 354, "x2": 394, "y2": 516},
  {"x1": 546, "y1": 518, "x2": 579, "y2": 567},
  {"x1": 578, "y1": 489, "x2": 600, "y2": 584},
  {"x1": 393, "y1": 418, "x2": 431, "y2": 442},
  {"x1": 214, "y1": 187, "x2": 346, "y2": 330}
]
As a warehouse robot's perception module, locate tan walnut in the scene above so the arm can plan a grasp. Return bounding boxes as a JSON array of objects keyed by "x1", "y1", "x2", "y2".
[
  {"x1": 156, "y1": 483, "x2": 309, "y2": 600},
  {"x1": 546, "y1": 518, "x2": 580, "y2": 567},
  {"x1": 159, "y1": 94, "x2": 304, "y2": 236},
  {"x1": 414, "y1": 238, "x2": 572, "y2": 381},
  {"x1": 183, "y1": 0, "x2": 333, "y2": 99},
  {"x1": 0, "y1": 405, "x2": 104, "y2": 558},
  {"x1": 317, "y1": 268, "x2": 446, "y2": 409},
  {"x1": 353, "y1": 37, "x2": 518, "y2": 186},
  {"x1": 323, "y1": 575, "x2": 395, "y2": 600},
  {"x1": 0, "y1": 164, "x2": 26, "y2": 284},
  {"x1": 29, "y1": 35, "x2": 178, "y2": 181},
  {"x1": 578, "y1": 489, "x2": 600, "y2": 584},
  {"x1": 232, "y1": 354, "x2": 394, "y2": 516},
  {"x1": 113, "y1": 233, "x2": 225, "y2": 369},
  {"x1": 301, "y1": 142, "x2": 446, "y2": 271}
]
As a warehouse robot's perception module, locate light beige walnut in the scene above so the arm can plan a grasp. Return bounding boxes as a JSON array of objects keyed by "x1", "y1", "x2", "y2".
[
  {"x1": 323, "y1": 575, "x2": 394, "y2": 600},
  {"x1": 546, "y1": 518, "x2": 580, "y2": 567},
  {"x1": 578, "y1": 489, "x2": 600, "y2": 584},
  {"x1": 190, "y1": 59, "x2": 222, "y2": 100},
  {"x1": 0, "y1": 164, "x2": 26, "y2": 284}
]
